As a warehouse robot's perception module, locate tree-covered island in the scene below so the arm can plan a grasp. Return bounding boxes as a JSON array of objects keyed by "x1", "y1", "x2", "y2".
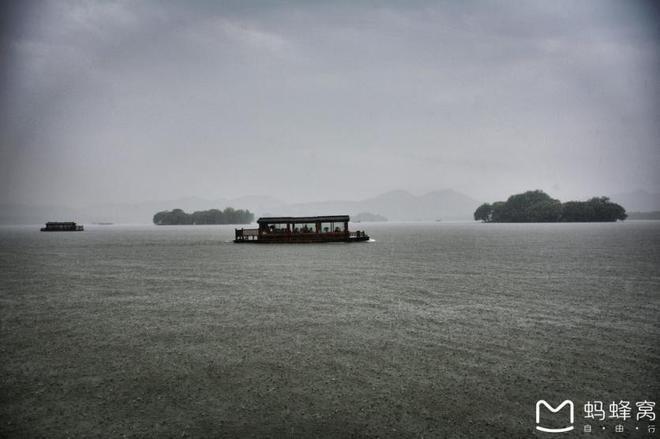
[
  {"x1": 153, "y1": 207, "x2": 254, "y2": 225},
  {"x1": 474, "y1": 190, "x2": 627, "y2": 223}
]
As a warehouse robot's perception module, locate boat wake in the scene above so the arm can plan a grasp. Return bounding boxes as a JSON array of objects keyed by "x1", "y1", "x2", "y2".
[{"x1": 368, "y1": 238, "x2": 376, "y2": 243}]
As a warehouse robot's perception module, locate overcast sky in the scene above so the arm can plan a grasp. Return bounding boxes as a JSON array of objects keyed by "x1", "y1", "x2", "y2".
[{"x1": 1, "y1": 0, "x2": 659, "y2": 206}]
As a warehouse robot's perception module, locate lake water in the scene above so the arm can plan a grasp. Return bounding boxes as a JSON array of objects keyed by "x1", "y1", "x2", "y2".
[{"x1": 1, "y1": 222, "x2": 659, "y2": 437}]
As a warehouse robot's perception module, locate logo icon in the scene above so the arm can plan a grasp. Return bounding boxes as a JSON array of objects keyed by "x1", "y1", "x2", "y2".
[{"x1": 536, "y1": 400, "x2": 575, "y2": 433}]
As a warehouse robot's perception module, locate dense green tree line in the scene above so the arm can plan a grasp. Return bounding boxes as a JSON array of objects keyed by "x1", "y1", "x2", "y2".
[
  {"x1": 474, "y1": 190, "x2": 627, "y2": 223},
  {"x1": 153, "y1": 207, "x2": 254, "y2": 225}
]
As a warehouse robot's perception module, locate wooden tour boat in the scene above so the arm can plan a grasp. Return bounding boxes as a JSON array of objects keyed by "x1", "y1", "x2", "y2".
[
  {"x1": 40, "y1": 222, "x2": 84, "y2": 232},
  {"x1": 234, "y1": 215, "x2": 369, "y2": 243}
]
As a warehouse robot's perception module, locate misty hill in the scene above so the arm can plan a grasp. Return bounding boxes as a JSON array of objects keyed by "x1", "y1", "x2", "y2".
[
  {"x1": 0, "y1": 190, "x2": 479, "y2": 224},
  {"x1": 153, "y1": 208, "x2": 254, "y2": 225},
  {"x1": 0, "y1": 203, "x2": 82, "y2": 226},
  {"x1": 278, "y1": 190, "x2": 478, "y2": 221},
  {"x1": 0, "y1": 198, "x2": 223, "y2": 225},
  {"x1": 368, "y1": 190, "x2": 477, "y2": 221},
  {"x1": 353, "y1": 212, "x2": 387, "y2": 222},
  {"x1": 627, "y1": 211, "x2": 660, "y2": 220},
  {"x1": 0, "y1": 196, "x2": 285, "y2": 225},
  {"x1": 609, "y1": 190, "x2": 660, "y2": 212}
]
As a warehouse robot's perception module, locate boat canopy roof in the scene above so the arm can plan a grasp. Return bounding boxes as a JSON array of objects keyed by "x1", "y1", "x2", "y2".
[{"x1": 257, "y1": 215, "x2": 350, "y2": 224}]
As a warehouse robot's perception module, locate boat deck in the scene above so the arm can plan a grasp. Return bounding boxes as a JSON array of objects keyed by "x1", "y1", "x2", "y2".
[
  {"x1": 234, "y1": 229, "x2": 369, "y2": 243},
  {"x1": 234, "y1": 215, "x2": 369, "y2": 243}
]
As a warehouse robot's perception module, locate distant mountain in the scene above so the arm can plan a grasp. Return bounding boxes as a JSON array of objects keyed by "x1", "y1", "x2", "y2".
[
  {"x1": 0, "y1": 197, "x2": 230, "y2": 225},
  {"x1": 273, "y1": 189, "x2": 478, "y2": 221},
  {"x1": 82, "y1": 197, "x2": 228, "y2": 224},
  {"x1": 609, "y1": 190, "x2": 660, "y2": 212},
  {"x1": 227, "y1": 195, "x2": 287, "y2": 214},
  {"x1": 353, "y1": 212, "x2": 387, "y2": 222},
  {"x1": 363, "y1": 189, "x2": 477, "y2": 221},
  {"x1": 0, "y1": 204, "x2": 81, "y2": 225},
  {"x1": 63, "y1": 196, "x2": 283, "y2": 225},
  {"x1": 627, "y1": 211, "x2": 660, "y2": 220},
  {"x1": 0, "y1": 189, "x2": 479, "y2": 224}
]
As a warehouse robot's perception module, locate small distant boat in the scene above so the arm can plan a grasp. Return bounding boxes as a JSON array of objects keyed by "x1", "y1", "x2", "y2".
[
  {"x1": 40, "y1": 222, "x2": 84, "y2": 232},
  {"x1": 234, "y1": 215, "x2": 369, "y2": 243}
]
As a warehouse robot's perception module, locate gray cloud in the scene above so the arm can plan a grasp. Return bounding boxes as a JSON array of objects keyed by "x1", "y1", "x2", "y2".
[{"x1": 1, "y1": 0, "x2": 659, "y2": 207}]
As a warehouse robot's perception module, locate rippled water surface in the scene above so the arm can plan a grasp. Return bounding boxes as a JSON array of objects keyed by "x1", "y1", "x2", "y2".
[{"x1": 1, "y1": 222, "x2": 659, "y2": 437}]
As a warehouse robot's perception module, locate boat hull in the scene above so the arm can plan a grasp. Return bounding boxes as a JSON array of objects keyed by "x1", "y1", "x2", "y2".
[
  {"x1": 40, "y1": 229, "x2": 84, "y2": 232},
  {"x1": 40, "y1": 223, "x2": 84, "y2": 232},
  {"x1": 234, "y1": 235, "x2": 369, "y2": 244}
]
